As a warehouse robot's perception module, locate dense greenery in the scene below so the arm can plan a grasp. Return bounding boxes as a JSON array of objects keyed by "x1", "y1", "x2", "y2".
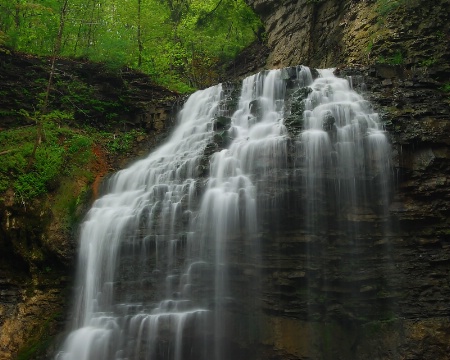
[
  {"x1": 0, "y1": 0, "x2": 262, "y2": 91},
  {"x1": 0, "y1": 109, "x2": 145, "y2": 226},
  {"x1": 0, "y1": 112, "x2": 87, "y2": 201},
  {"x1": 0, "y1": 0, "x2": 261, "y2": 213}
]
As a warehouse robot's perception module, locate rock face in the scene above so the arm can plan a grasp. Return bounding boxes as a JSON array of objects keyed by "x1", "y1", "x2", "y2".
[
  {"x1": 245, "y1": 0, "x2": 450, "y2": 74},
  {"x1": 233, "y1": 0, "x2": 450, "y2": 359},
  {"x1": 49, "y1": 64, "x2": 449, "y2": 360},
  {"x1": 247, "y1": 0, "x2": 450, "y2": 70},
  {"x1": 204, "y1": 65, "x2": 449, "y2": 360},
  {"x1": 250, "y1": 67, "x2": 450, "y2": 360}
]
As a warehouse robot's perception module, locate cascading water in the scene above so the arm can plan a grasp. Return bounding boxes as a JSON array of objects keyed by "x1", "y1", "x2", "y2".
[
  {"x1": 294, "y1": 69, "x2": 392, "y2": 321},
  {"x1": 298, "y1": 68, "x2": 391, "y2": 235},
  {"x1": 56, "y1": 85, "x2": 225, "y2": 360},
  {"x1": 57, "y1": 66, "x2": 391, "y2": 359}
]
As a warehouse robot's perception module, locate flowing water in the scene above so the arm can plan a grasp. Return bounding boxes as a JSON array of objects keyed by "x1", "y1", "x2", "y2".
[
  {"x1": 57, "y1": 66, "x2": 391, "y2": 359},
  {"x1": 298, "y1": 68, "x2": 391, "y2": 233}
]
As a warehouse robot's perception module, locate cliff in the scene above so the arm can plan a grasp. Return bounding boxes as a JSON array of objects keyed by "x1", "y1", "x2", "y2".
[
  {"x1": 1, "y1": 0, "x2": 450, "y2": 358},
  {"x1": 236, "y1": 0, "x2": 450, "y2": 359},
  {"x1": 245, "y1": 0, "x2": 449, "y2": 73}
]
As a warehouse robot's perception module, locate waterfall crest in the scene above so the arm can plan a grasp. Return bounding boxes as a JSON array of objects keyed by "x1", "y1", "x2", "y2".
[{"x1": 57, "y1": 66, "x2": 391, "y2": 360}]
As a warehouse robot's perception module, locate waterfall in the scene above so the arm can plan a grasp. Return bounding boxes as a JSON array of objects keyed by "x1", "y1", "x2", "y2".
[
  {"x1": 56, "y1": 66, "x2": 391, "y2": 359},
  {"x1": 298, "y1": 68, "x2": 391, "y2": 233}
]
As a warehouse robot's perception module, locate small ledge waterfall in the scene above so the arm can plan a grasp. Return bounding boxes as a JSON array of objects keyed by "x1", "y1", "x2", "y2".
[{"x1": 57, "y1": 66, "x2": 391, "y2": 360}]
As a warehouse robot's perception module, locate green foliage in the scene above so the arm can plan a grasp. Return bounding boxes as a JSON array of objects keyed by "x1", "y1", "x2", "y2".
[
  {"x1": 0, "y1": 1, "x2": 58, "y2": 54},
  {"x1": 419, "y1": 58, "x2": 437, "y2": 67},
  {"x1": 57, "y1": 79, "x2": 123, "y2": 124},
  {"x1": 105, "y1": 129, "x2": 145, "y2": 154},
  {"x1": 389, "y1": 51, "x2": 404, "y2": 65},
  {"x1": 365, "y1": 39, "x2": 374, "y2": 54},
  {"x1": 0, "y1": 128, "x2": 33, "y2": 194},
  {"x1": 52, "y1": 174, "x2": 91, "y2": 230},
  {"x1": 0, "y1": 114, "x2": 65, "y2": 199},
  {"x1": 435, "y1": 31, "x2": 445, "y2": 40},
  {"x1": 0, "y1": 0, "x2": 261, "y2": 91},
  {"x1": 0, "y1": 108, "x2": 145, "y2": 227},
  {"x1": 378, "y1": 51, "x2": 404, "y2": 65},
  {"x1": 442, "y1": 83, "x2": 450, "y2": 93},
  {"x1": 0, "y1": 110, "x2": 88, "y2": 200},
  {"x1": 375, "y1": 0, "x2": 406, "y2": 17},
  {"x1": 0, "y1": 175, "x2": 8, "y2": 194},
  {"x1": 0, "y1": 30, "x2": 9, "y2": 51},
  {"x1": 68, "y1": 134, "x2": 93, "y2": 154}
]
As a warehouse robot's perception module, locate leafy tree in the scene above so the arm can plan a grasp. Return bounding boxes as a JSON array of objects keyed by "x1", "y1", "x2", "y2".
[{"x1": 0, "y1": 0, "x2": 262, "y2": 91}]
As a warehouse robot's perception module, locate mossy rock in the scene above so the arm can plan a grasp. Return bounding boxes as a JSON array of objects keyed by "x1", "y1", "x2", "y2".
[{"x1": 214, "y1": 116, "x2": 231, "y2": 131}]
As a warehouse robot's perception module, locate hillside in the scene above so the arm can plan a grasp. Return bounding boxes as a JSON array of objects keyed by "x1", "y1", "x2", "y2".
[{"x1": 0, "y1": 48, "x2": 179, "y2": 359}]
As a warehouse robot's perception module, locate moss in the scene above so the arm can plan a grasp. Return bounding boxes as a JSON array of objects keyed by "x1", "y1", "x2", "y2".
[
  {"x1": 363, "y1": 317, "x2": 401, "y2": 338},
  {"x1": 378, "y1": 51, "x2": 404, "y2": 65},
  {"x1": 51, "y1": 178, "x2": 91, "y2": 230},
  {"x1": 441, "y1": 83, "x2": 450, "y2": 93},
  {"x1": 420, "y1": 58, "x2": 438, "y2": 67},
  {"x1": 375, "y1": 0, "x2": 406, "y2": 18},
  {"x1": 16, "y1": 312, "x2": 61, "y2": 360},
  {"x1": 437, "y1": 228, "x2": 450, "y2": 236}
]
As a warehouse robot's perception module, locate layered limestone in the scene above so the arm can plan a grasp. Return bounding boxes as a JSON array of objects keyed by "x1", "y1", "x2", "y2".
[
  {"x1": 237, "y1": 0, "x2": 450, "y2": 358},
  {"x1": 246, "y1": 0, "x2": 449, "y2": 74}
]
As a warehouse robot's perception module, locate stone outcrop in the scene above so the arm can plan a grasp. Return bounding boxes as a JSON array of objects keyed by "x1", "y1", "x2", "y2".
[{"x1": 245, "y1": 0, "x2": 450, "y2": 74}]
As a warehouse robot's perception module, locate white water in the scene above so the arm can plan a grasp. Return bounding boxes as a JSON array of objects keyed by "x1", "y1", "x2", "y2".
[
  {"x1": 298, "y1": 69, "x2": 390, "y2": 234},
  {"x1": 57, "y1": 85, "x2": 224, "y2": 360},
  {"x1": 57, "y1": 66, "x2": 391, "y2": 360}
]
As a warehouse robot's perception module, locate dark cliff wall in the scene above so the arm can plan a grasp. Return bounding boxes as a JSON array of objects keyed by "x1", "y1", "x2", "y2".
[
  {"x1": 246, "y1": 65, "x2": 450, "y2": 360},
  {"x1": 239, "y1": 0, "x2": 450, "y2": 359}
]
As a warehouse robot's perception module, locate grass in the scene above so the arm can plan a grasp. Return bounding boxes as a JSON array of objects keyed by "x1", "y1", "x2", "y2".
[
  {"x1": 420, "y1": 58, "x2": 437, "y2": 67},
  {"x1": 16, "y1": 312, "x2": 61, "y2": 360}
]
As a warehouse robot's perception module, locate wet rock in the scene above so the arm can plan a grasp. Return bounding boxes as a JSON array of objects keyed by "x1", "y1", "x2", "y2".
[
  {"x1": 376, "y1": 64, "x2": 405, "y2": 79},
  {"x1": 322, "y1": 111, "x2": 335, "y2": 131},
  {"x1": 249, "y1": 99, "x2": 263, "y2": 119},
  {"x1": 214, "y1": 116, "x2": 231, "y2": 131}
]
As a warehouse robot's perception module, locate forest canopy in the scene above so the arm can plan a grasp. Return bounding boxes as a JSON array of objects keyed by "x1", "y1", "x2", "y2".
[{"x1": 0, "y1": 0, "x2": 262, "y2": 91}]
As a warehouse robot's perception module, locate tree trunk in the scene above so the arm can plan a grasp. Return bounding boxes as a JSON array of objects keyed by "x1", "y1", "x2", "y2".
[{"x1": 27, "y1": 0, "x2": 69, "y2": 171}]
